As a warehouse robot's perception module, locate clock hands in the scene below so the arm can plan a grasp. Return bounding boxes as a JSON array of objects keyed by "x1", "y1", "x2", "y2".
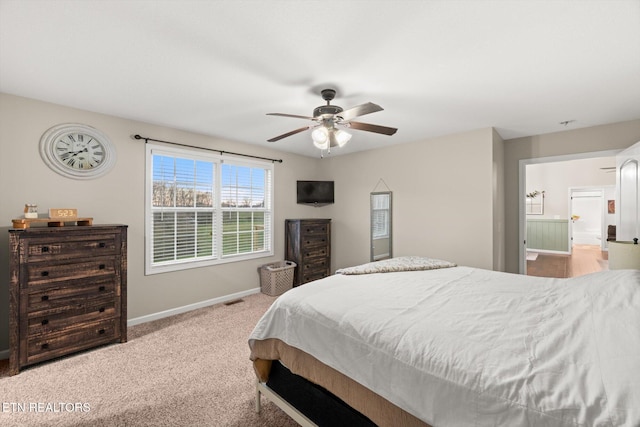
[
  {"x1": 69, "y1": 148, "x2": 88, "y2": 157},
  {"x1": 59, "y1": 148, "x2": 87, "y2": 161}
]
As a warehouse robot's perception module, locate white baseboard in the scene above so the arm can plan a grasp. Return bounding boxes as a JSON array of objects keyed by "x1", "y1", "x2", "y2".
[
  {"x1": 0, "y1": 288, "x2": 262, "y2": 358},
  {"x1": 527, "y1": 249, "x2": 570, "y2": 255},
  {"x1": 127, "y1": 287, "x2": 261, "y2": 327}
]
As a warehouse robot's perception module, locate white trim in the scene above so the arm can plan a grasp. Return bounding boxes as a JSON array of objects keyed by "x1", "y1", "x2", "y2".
[
  {"x1": 527, "y1": 249, "x2": 569, "y2": 255},
  {"x1": 127, "y1": 287, "x2": 261, "y2": 327},
  {"x1": 519, "y1": 149, "x2": 622, "y2": 274}
]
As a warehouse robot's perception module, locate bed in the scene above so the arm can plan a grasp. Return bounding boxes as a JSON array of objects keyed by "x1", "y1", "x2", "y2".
[{"x1": 249, "y1": 257, "x2": 640, "y2": 426}]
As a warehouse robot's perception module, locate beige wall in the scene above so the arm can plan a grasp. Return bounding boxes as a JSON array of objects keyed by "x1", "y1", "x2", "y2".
[
  {"x1": 0, "y1": 93, "x2": 323, "y2": 351},
  {"x1": 1, "y1": 92, "x2": 638, "y2": 353},
  {"x1": 504, "y1": 119, "x2": 640, "y2": 273},
  {"x1": 321, "y1": 127, "x2": 502, "y2": 272}
]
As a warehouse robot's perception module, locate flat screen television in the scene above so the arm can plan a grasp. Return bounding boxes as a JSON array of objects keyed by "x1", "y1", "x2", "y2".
[{"x1": 297, "y1": 180, "x2": 334, "y2": 206}]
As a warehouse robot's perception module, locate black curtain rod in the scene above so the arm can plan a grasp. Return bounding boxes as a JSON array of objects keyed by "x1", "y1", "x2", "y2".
[{"x1": 133, "y1": 134, "x2": 283, "y2": 163}]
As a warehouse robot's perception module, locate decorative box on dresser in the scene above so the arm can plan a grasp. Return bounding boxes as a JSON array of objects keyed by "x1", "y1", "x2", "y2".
[
  {"x1": 8, "y1": 225, "x2": 127, "y2": 375},
  {"x1": 285, "y1": 219, "x2": 331, "y2": 286}
]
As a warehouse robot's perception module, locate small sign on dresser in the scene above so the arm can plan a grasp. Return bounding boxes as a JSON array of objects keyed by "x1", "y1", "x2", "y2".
[{"x1": 49, "y1": 208, "x2": 78, "y2": 218}]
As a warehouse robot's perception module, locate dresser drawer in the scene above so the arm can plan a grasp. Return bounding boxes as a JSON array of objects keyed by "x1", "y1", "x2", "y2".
[
  {"x1": 301, "y1": 234, "x2": 329, "y2": 249},
  {"x1": 302, "y1": 269, "x2": 329, "y2": 283},
  {"x1": 301, "y1": 223, "x2": 330, "y2": 237},
  {"x1": 28, "y1": 296, "x2": 117, "y2": 337},
  {"x1": 25, "y1": 258, "x2": 117, "y2": 288},
  {"x1": 26, "y1": 279, "x2": 116, "y2": 309},
  {"x1": 26, "y1": 278, "x2": 116, "y2": 307},
  {"x1": 26, "y1": 281, "x2": 118, "y2": 331},
  {"x1": 302, "y1": 259, "x2": 329, "y2": 275},
  {"x1": 302, "y1": 246, "x2": 329, "y2": 259},
  {"x1": 23, "y1": 234, "x2": 119, "y2": 262},
  {"x1": 26, "y1": 318, "x2": 119, "y2": 364}
]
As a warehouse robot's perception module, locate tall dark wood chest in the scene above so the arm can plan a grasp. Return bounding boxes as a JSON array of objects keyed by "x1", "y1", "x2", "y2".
[
  {"x1": 8, "y1": 225, "x2": 127, "y2": 375},
  {"x1": 285, "y1": 219, "x2": 331, "y2": 286}
]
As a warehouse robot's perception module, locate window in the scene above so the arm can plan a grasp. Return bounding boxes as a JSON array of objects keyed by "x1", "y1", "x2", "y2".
[{"x1": 145, "y1": 144, "x2": 273, "y2": 274}]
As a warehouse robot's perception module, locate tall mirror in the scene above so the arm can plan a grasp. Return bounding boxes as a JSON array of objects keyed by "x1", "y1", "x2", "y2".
[{"x1": 371, "y1": 191, "x2": 392, "y2": 261}]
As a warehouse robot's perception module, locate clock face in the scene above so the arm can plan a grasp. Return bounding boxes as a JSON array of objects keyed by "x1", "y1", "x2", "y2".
[
  {"x1": 54, "y1": 132, "x2": 105, "y2": 170},
  {"x1": 40, "y1": 124, "x2": 116, "y2": 179}
]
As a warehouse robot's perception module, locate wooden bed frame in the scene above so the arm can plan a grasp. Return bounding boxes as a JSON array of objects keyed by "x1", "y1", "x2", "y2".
[
  {"x1": 251, "y1": 338, "x2": 431, "y2": 427},
  {"x1": 256, "y1": 359, "x2": 380, "y2": 427}
]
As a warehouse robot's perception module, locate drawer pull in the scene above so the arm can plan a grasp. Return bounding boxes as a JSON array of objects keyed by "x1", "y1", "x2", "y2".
[
  {"x1": 99, "y1": 242, "x2": 106, "y2": 248},
  {"x1": 41, "y1": 271, "x2": 49, "y2": 277},
  {"x1": 41, "y1": 319, "x2": 49, "y2": 325},
  {"x1": 98, "y1": 329, "x2": 106, "y2": 335},
  {"x1": 99, "y1": 264, "x2": 106, "y2": 270},
  {"x1": 41, "y1": 295, "x2": 49, "y2": 301},
  {"x1": 41, "y1": 343, "x2": 49, "y2": 350},
  {"x1": 41, "y1": 246, "x2": 49, "y2": 253},
  {"x1": 99, "y1": 307, "x2": 106, "y2": 313},
  {"x1": 99, "y1": 286, "x2": 106, "y2": 292}
]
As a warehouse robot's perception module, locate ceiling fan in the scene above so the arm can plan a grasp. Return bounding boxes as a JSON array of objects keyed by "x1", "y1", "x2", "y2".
[{"x1": 266, "y1": 89, "x2": 397, "y2": 154}]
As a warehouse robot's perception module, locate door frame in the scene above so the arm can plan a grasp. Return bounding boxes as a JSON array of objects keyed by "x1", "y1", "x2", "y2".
[
  {"x1": 568, "y1": 187, "x2": 612, "y2": 251},
  {"x1": 518, "y1": 149, "x2": 621, "y2": 274}
]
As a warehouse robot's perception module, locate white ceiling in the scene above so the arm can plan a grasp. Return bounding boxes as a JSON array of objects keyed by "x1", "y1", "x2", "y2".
[{"x1": 1, "y1": 0, "x2": 639, "y2": 158}]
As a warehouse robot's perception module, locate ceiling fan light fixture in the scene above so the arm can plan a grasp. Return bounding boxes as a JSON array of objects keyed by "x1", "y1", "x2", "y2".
[
  {"x1": 333, "y1": 129, "x2": 351, "y2": 147},
  {"x1": 312, "y1": 126, "x2": 329, "y2": 149}
]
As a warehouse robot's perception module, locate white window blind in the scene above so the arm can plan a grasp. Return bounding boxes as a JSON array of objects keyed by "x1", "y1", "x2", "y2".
[{"x1": 145, "y1": 144, "x2": 273, "y2": 275}]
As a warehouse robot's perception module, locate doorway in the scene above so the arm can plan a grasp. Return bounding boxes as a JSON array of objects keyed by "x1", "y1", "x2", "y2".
[
  {"x1": 570, "y1": 188, "x2": 605, "y2": 249},
  {"x1": 519, "y1": 150, "x2": 620, "y2": 277}
]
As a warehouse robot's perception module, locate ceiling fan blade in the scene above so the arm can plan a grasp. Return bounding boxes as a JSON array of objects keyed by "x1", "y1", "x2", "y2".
[
  {"x1": 267, "y1": 126, "x2": 311, "y2": 142},
  {"x1": 348, "y1": 121, "x2": 398, "y2": 136},
  {"x1": 267, "y1": 113, "x2": 315, "y2": 120},
  {"x1": 337, "y1": 102, "x2": 383, "y2": 121}
]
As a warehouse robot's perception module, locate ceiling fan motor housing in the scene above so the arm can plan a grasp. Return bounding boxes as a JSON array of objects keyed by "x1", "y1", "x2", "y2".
[
  {"x1": 313, "y1": 105, "x2": 344, "y2": 118},
  {"x1": 321, "y1": 88, "x2": 336, "y2": 101}
]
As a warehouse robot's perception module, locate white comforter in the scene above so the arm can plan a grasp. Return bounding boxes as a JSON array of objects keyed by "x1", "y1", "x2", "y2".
[{"x1": 249, "y1": 266, "x2": 640, "y2": 427}]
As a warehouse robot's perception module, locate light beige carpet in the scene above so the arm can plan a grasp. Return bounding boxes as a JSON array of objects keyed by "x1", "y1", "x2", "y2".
[{"x1": 0, "y1": 293, "x2": 298, "y2": 427}]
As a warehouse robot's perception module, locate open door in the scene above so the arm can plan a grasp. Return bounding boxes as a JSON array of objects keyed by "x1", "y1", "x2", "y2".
[{"x1": 616, "y1": 142, "x2": 640, "y2": 241}]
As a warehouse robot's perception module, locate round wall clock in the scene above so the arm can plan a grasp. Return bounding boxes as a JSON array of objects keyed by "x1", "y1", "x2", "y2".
[{"x1": 39, "y1": 123, "x2": 116, "y2": 179}]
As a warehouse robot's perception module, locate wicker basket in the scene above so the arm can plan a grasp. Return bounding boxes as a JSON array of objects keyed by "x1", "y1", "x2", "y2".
[{"x1": 259, "y1": 261, "x2": 296, "y2": 296}]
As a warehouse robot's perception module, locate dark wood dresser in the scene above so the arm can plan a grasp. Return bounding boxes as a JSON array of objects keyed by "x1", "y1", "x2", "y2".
[
  {"x1": 8, "y1": 225, "x2": 127, "y2": 375},
  {"x1": 285, "y1": 219, "x2": 331, "y2": 286}
]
